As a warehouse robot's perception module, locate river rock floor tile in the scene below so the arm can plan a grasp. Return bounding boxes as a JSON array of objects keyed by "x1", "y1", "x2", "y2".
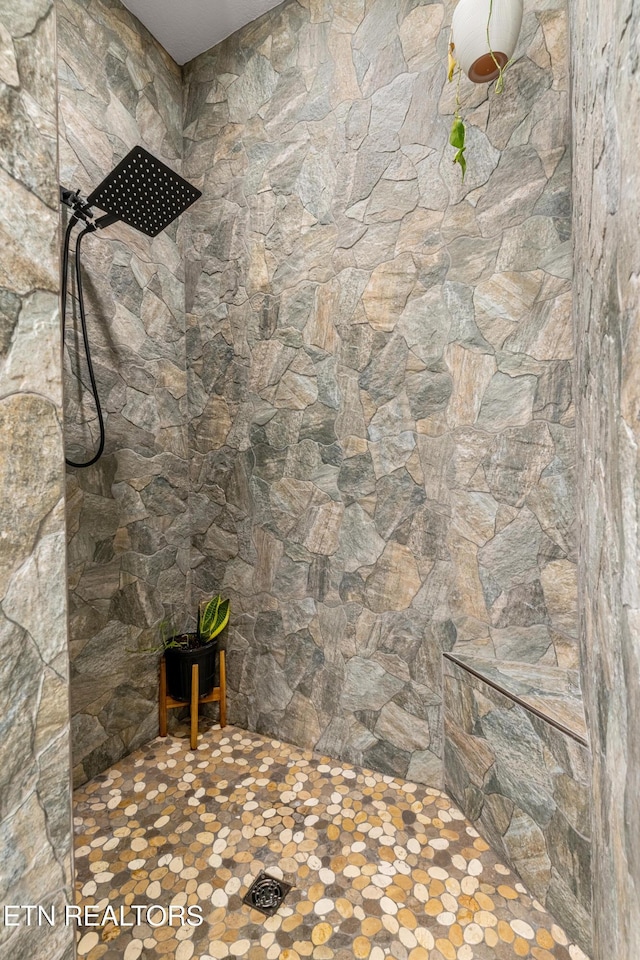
[{"x1": 73, "y1": 724, "x2": 590, "y2": 960}]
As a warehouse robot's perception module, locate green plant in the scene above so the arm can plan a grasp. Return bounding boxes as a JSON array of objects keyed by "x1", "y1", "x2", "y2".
[
  {"x1": 133, "y1": 613, "x2": 178, "y2": 654},
  {"x1": 197, "y1": 595, "x2": 230, "y2": 644},
  {"x1": 157, "y1": 616, "x2": 183, "y2": 650},
  {"x1": 448, "y1": 0, "x2": 516, "y2": 180},
  {"x1": 486, "y1": 0, "x2": 514, "y2": 94},
  {"x1": 135, "y1": 595, "x2": 230, "y2": 654},
  {"x1": 449, "y1": 57, "x2": 467, "y2": 180}
]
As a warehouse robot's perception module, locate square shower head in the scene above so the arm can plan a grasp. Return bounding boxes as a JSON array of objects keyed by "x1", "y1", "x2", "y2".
[{"x1": 86, "y1": 146, "x2": 201, "y2": 238}]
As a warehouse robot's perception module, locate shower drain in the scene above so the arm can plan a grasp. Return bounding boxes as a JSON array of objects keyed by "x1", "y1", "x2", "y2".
[{"x1": 243, "y1": 873, "x2": 292, "y2": 917}]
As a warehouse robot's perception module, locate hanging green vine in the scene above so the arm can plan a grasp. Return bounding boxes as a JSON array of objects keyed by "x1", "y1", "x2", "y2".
[
  {"x1": 449, "y1": 59, "x2": 466, "y2": 180},
  {"x1": 486, "y1": 0, "x2": 514, "y2": 94},
  {"x1": 448, "y1": 0, "x2": 518, "y2": 179}
]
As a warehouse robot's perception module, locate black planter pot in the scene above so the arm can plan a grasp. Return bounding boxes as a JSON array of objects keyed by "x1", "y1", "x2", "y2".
[{"x1": 164, "y1": 637, "x2": 218, "y2": 701}]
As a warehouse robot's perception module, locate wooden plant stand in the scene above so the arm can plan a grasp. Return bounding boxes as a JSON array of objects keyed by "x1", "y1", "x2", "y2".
[{"x1": 159, "y1": 648, "x2": 226, "y2": 750}]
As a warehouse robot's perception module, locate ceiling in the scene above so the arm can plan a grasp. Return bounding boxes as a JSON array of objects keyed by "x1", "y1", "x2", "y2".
[{"x1": 120, "y1": 0, "x2": 284, "y2": 65}]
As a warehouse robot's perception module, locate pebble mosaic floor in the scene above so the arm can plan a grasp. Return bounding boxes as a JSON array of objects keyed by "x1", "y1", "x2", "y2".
[{"x1": 73, "y1": 724, "x2": 590, "y2": 960}]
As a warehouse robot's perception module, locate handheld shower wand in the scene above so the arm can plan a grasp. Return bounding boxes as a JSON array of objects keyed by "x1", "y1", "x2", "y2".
[{"x1": 60, "y1": 146, "x2": 201, "y2": 468}]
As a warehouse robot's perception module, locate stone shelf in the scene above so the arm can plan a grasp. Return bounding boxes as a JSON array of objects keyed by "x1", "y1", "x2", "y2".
[
  {"x1": 444, "y1": 652, "x2": 588, "y2": 746},
  {"x1": 443, "y1": 655, "x2": 592, "y2": 951}
]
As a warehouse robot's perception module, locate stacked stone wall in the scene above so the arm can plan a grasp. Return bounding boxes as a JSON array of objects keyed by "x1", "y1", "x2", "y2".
[
  {"x1": 0, "y1": 1, "x2": 74, "y2": 957},
  {"x1": 183, "y1": 0, "x2": 575, "y2": 784}
]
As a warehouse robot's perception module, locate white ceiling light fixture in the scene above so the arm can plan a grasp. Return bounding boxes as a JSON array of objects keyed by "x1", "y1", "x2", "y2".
[{"x1": 120, "y1": 0, "x2": 284, "y2": 65}]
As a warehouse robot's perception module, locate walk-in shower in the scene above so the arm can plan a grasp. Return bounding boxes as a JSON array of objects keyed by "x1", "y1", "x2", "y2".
[{"x1": 60, "y1": 146, "x2": 201, "y2": 468}]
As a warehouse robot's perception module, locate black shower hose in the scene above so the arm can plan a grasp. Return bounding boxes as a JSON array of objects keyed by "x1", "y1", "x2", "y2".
[{"x1": 61, "y1": 215, "x2": 106, "y2": 468}]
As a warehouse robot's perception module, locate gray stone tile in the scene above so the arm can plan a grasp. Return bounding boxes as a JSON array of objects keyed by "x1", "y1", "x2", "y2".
[{"x1": 444, "y1": 658, "x2": 591, "y2": 952}]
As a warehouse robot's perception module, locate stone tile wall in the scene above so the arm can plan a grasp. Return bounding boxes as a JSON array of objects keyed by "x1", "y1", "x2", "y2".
[
  {"x1": 570, "y1": 0, "x2": 640, "y2": 954},
  {"x1": 183, "y1": 0, "x2": 575, "y2": 785},
  {"x1": 446, "y1": 652, "x2": 587, "y2": 741},
  {"x1": 0, "y1": 1, "x2": 74, "y2": 957},
  {"x1": 57, "y1": 0, "x2": 189, "y2": 784},
  {"x1": 443, "y1": 658, "x2": 592, "y2": 953}
]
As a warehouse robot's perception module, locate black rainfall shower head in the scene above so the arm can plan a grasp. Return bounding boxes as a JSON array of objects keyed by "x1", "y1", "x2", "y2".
[{"x1": 85, "y1": 146, "x2": 201, "y2": 238}]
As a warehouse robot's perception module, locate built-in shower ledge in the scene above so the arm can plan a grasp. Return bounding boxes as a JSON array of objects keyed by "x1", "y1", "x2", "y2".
[
  {"x1": 443, "y1": 652, "x2": 588, "y2": 746},
  {"x1": 443, "y1": 654, "x2": 593, "y2": 952}
]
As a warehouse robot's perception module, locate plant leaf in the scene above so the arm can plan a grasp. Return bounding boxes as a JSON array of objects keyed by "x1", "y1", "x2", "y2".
[
  {"x1": 448, "y1": 43, "x2": 457, "y2": 83},
  {"x1": 449, "y1": 117, "x2": 465, "y2": 150},
  {"x1": 209, "y1": 598, "x2": 230, "y2": 639},
  {"x1": 199, "y1": 596, "x2": 219, "y2": 639},
  {"x1": 199, "y1": 595, "x2": 230, "y2": 642},
  {"x1": 453, "y1": 147, "x2": 466, "y2": 180}
]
